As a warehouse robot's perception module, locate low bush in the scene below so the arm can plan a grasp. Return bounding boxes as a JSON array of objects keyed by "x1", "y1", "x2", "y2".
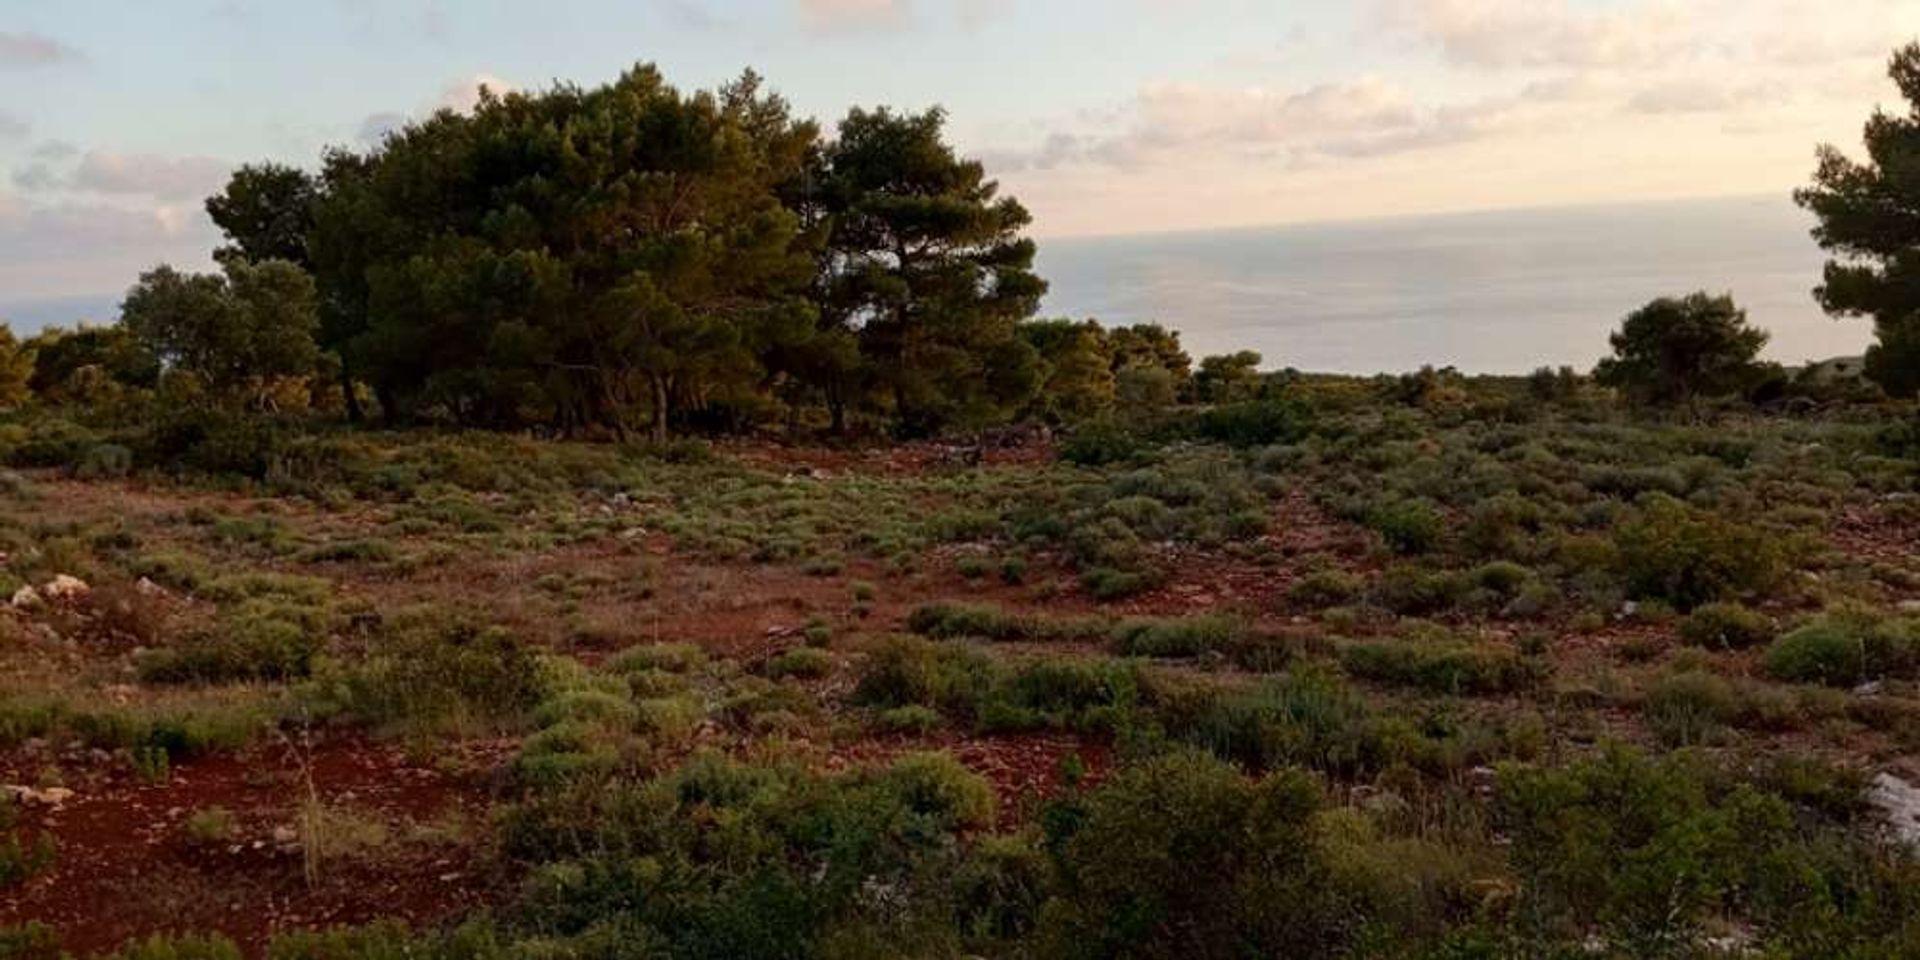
[
  {"x1": 1643, "y1": 671, "x2": 1738, "y2": 746},
  {"x1": 306, "y1": 609, "x2": 546, "y2": 735},
  {"x1": 1340, "y1": 638, "x2": 1538, "y2": 695},
  {"x1": 1108, "y1": 615, "x2": 1243, "y2": 658},
  {"x1": 765, "y1": 647, "x2": 835, "y2": 680},
  {"x1": 1765, "y1": 611, "x2": 1917, "y2": 687},
  {"x1": 1614, "y1": 493, "x2": 1783, "y2": 610},
  {"x1": 1364, "y1": 498, "x2": 1446, "y2": 555},
  {"x1": 1678, "y1": 602, "x2": 1775, "y2": 650}
]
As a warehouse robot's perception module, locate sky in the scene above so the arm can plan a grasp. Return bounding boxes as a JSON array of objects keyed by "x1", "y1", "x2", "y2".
[{"x1": 0, "y1": 0, "x2": 1916, "y2": 323}]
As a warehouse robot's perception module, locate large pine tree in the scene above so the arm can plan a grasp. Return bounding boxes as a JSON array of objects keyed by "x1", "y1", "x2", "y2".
[{"x1": 1796, "y1": 42, "x2": 1920, "y2": 397}]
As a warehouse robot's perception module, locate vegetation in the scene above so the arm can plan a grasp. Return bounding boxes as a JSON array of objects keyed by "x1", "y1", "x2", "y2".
[{"x1": 0, "y1": 43, "x2": 1916, "y2": 960}]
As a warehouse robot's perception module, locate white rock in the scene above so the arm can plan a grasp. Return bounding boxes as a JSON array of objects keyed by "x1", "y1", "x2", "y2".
[
  {"x1": 1868, "y1": 773, "x2": 1920, "y2": 851},
  {"x1": 8, "y1": 586, "x2": 39, "y2": 608},
  {"x1": 134, "y1": 577, "x2": 171, "y2": 599},
  {"x1": 40, "y1": 575, "x2": 89, "y2": 601}
]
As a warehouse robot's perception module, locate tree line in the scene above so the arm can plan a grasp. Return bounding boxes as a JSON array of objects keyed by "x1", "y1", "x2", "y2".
[{"x1": 4, "y1": 46, "x2": 1920, "y2": 437}]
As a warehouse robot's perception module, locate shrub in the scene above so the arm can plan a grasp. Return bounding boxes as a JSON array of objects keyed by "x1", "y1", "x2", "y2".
[
  {"x1": 1059, "y1": 419, "x2": 1142, "y2": 466},
  {"x1": 1765, "y1": 612, "x2": 1917, "y2": 686},
  {"x1": 1288, "y1": 569, "x2": 1363, "y2": 608},
  {"x1": 765, "y1": 647, "x2": 835, "y2": 680},
  {"x1": 1365, "y1": 498, "x2": 1445, "y2": 555},
  {"x1": 609, "y1": 642, "x2": 707, "y2": 674},
  {"x1": 1340, "y1": 639, "x2": 1538, "y2": 695},
  {"x1": 1678, "y1": 602, "x2": 1775, "y2": 650},
  {"x1": 1108, "y1": 615, "x2": 1243, "y2": 658},
  {"x1": 1367, "y1": 566, "x2": 1470, "y2": 616},
  {"x1": 1614, "y1": 494, "x2": 1782, "y2": 610},
  {"x1": 1039, "y1": 750, "x2": 1348, "y2": 958},
  {"x1": 1644, "y1": 671, "x2": 1737, "y2": 746},
  {"x1": 138, "y1": 597, "x2": 328, "y2": 685},
  {"x1": 307, "y1": 610, "x2": 546, "y2": 735},
  {"x1": 94, "y1": 936, "x2": 241, "y2": 960}
]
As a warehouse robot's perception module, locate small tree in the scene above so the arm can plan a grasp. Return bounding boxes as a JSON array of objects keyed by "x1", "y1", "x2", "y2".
[
  {"x1": 0, "y1": 325, "x2": 33, "y2": 409},
  {"x1": 1192, "y1": 350, "x2": 1263, "y2": 404},
  {"x1": 120, "y1": 259, "x2": 320, "y2": 410},
  {"x1": 1795, "y1": 42, "x2": 1920, "y2": 397},
  {"x1": 1594, "y1": 293, "x2": 1768, "y2": 408}
]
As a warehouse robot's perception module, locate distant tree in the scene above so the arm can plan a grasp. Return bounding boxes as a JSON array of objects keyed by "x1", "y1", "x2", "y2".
[
  {"x1": 1192, "y1": 350, "x2": 1263, "y2": 404},
  {"x1": 1594, "y1": 293, "x2": 1768, "y2": 408},
  {"x1": 24, "y1": 325, "x2": 159, "y2": 401},
  {"x1": 206, "y1": 163, "x2": 320, "y2": 267},
  {"x1": 1022, "y1": 319, "x2": 1115, "y2": 421},
  {"x1": 1115, "y1": 364, "x2": 1179, "y2": 419},
  {"x1": 0, "y1": 326, "x2": 32, "y2": 409},
  {"x1": 120, "y1": 260, "x2": 321, "y2": 409},
  {"x1": 1795, "y1": 42, "x2": 1920, "y2": 398},
  {"x1": 1108, "y1": 323, "x2": 1192, "y2": 382},
  {"x1": 816, "y1": 106, "x2": 1047, "y2": 435}
]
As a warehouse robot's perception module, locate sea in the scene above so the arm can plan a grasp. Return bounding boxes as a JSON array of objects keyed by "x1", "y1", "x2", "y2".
[
  {"x1": 2, "y1": 193, "x2": 1872, "y2": 376},
  {"x1": 1035, "y1": 193, "x2": 1872, "y2": 376}
]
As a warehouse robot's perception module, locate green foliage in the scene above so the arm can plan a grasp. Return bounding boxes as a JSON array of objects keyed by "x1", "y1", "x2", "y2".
[
  {"x1": 1039, "y1": 751, "x2": 1345, "y2": 959},
  {"x1": 1340, "y1": 638, "x2": 1538, "y2": 695},
  {"x1": 93, "y1": 935, "x2": 242, "y2": 960},
  {"x1": 1644, "y1": 671, "x2": 1738, "y2": 746},
  {"x1": 1796, "y1": 42, "x2": 1920, "y2": 397},
  {"x1": 1593, "y1": 292, "x2": 1769, "y2": 407},
  {"x1": 139, "y1": 594, "x2": 330, "y2": 685},
  {"x1": 1365, "y1": 497, "x2": 1446, "y2": 555},
  {"x1": 854, "y1": 638, "x2": 1137, "y2": 733},
  {"x1": 1614, "y1": 493, "x2": 1782, "y2": 610},
  {"x1": 307, "y1": 609, "x2": 546, "y2": 735},
  {"x1": 1107, "y1": 615, "x2": 1243, "y2": 658},
  {"x1": 1678, "y1": 602, "x2": 1775, "y2": 650},
  {"x1": 765, "y1": 647, "x2": 835, "y2": 679},
  {"x1": 1764, "y1": 610, "x2": 1918, "y2": 686},
  {"x1": 1498, "y1": 746, "x2": 1920, "y2": 956},
  {"x1": 120, "y1": 260, "x2": 320, "y2": 409}
]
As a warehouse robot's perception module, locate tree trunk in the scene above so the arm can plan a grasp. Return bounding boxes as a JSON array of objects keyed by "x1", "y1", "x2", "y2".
[
  {"x1": 340, "y1": 360, "x2": 363, "y2": 424},
  {"x1": 650, "y1": 376, "x2": 670, "y2": 444}
]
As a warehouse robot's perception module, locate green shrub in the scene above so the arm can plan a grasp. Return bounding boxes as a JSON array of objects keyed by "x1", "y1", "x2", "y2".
[
  {"x1": 1368, "y1": 566, "x2": 1470, "y2": 616},
  {"x1": 1644, "y1": 671, "x2": 1737, "y2": 746},
  {"x1": 1765, "y1": 612, "x2": 1917, "y2": 686},
  {"x1": 1059, "y1": 419, "x2": 1142, "y2": 466},
  {"x1": 1039, "y1": 750, "x2": 1348, "y2": 958},
  {"x1": 1365, "y1": 498, "x2": 1445, "y2": 555},
  {"x1": 609, "y1": 643, "x2": 707, "y2": 674},
  {"x1": 1678, "y1": 602, "x2": 1774, "y2": 650},
  {"x1": 307, "y1": 610, "x2": 546, "y2": 735},
  {"x1": 75, "y1": 443, "x2": 134, "y2": 479},
  {"x1": 765, "y1": 647, "x2": 835, "y2": 680},
  {"x1": 1108, "y1": 615, "x2": 1243, "y2": 658},
  {"x1": 1288, "y1": 569, "x2": 1363, "y2": 608},
  {"x1": 1340, "y1": 638, "x2": 1538, "y2": 695},
  {"x1": 139, "y1": 597, "x2": 328, "y2": 685},
  {"x1": 1614, "y1": 493, "x2": 1782, "y2": 610},
  {"x1": 94, "y1": 936, "x2": 241, "y2": 960}
]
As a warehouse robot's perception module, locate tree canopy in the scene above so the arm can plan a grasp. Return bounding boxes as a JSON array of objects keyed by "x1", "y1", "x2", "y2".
[
  {"x1": 1795, "y1": 41, "x2": 1920, "y2": 397},
  {"x1": 1593, "y1": 293, "x2": 1768, "y2": 408}
]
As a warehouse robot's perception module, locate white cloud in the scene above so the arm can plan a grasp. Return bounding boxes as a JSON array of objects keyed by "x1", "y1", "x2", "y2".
[
  {"x1": 0, "y1": 194, "x2": 219, "y2": 301},
  {"x1": 1371, "y1": 0, "x2": 1694, "y2": 70},
  {"x1": 797, "y1": 0, "x2": 907, "y2": 29},
  {"x1": 437, "y1": 72, "x2": 516, "y2": 113},
  {"x1": 0, "y1": 111, "x2": 26, "y2": 141},
  {"x1": 69, "y1": 151, "x2": 233, "y2": 201},
  {"x1": 0, "y1": 31, "x2": 80, "y2": 68}
]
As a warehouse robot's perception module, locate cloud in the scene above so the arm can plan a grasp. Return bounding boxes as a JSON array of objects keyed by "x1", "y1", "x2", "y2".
[
  {"x1": 0, "y1": 111, "x2": 26, "y2": 141},
  {"x1": 0, "y1": 193, "x2": 220, "y2": 301},
  {"x1": 68, "y1": 151, "x2": 233, "y2": 201},
  {"x1": 797, "y1": 0, "x2": 906, "y2": 30},
  {"x1": 1371, "y1": 0, "x2": 1693, "y2": 70},
  {"x1": 986, "y1": 76, "x2": 1538, "y2": 173},
  {"x1": 437, "y1": 73, "x2": 515, "y2": 113},
  {"x1": 789, "y1": 0, "x2": 1009, "y2": 31},
  {"x1": 0, "y1": 31, "x2": 81, "y2": 68}
]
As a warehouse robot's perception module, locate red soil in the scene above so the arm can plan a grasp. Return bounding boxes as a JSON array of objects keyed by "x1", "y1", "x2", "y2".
[{"x1": 0, "y1": 737, "x2": 508, "y2": 958}]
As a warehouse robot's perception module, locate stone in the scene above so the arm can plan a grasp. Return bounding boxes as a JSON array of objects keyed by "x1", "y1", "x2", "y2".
[
  {"x1": 41, "y1": 574, "x2": 90, "y2": 601},
  {"x1": 8, "y1": 585, "x2": 38, "y2": 608},
  {"x1": 1868, "y1": 773, "x2": 1920, "y2": 851}
]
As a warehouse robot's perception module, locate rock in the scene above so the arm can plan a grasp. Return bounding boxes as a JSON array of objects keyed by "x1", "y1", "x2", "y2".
[
  {"x1": 8, "y1": 585, "x2": 39, "y2": 608},
  {"x1": 40, "y1": 574, "x2": 90, "y2": 601},
  {"x1": 1898, "y1": 599, "x2": 1920, "y2": 615},
  {"x1": 1869, "y1": 773, "x2": 1920, "y2": 851},
  {"x1": 1853, "y1": 681, "x2": 1885, "y2": 697},
  {"x1": 5, "y1": 785, "x2": 75, "y2": 807},
  {"x1": 134, "y1": 577, "x2": 171, "y2": 599}
]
